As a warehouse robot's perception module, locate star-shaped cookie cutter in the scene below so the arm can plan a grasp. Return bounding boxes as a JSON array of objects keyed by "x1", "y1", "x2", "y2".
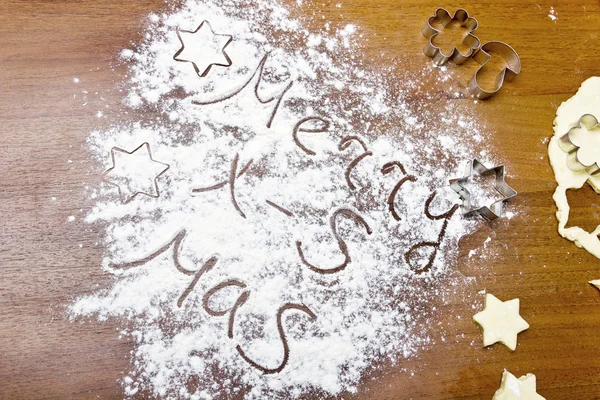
[
  {"x1": 103, "y1": 142, "x2": 170, "y2": 204},
  {"x1": 421, "y1": 8, "x2": 480, "y2": 66},
  {"x1": 558, "y1": 114, "x2": 600, "y2": 175},
  {"x1": 467, "y1": 41, "x2": 521, "y2": 99},
  {"x1": 173, "y1": 20, "x2": 233, "y2": 78},
  {"x1": 449, "y1": 159, "x2": 517, "y2": 221}
]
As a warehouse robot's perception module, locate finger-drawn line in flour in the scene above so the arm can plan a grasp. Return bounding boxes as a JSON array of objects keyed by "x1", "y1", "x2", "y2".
[
  {"x1": 203, "y1": 280, "x2": 250, "y2": 338},
  {"x1": 191, "y1": 159, "x2": 254, "y2": 194},
  {"x1": 423, "y1": 192, "x2": 459, "y2": 221},
  {"x1": 292, "y1": 116, "x2": 331, "y2": 155},
  {"x1": 339, "y1": 136, "x2": 373, "y2": 190},
  {"x1": 108, "y1": 229, "x2": 217, "y2": 307},
  {"x1": 173, "y1": 20, "x2": 233, "y2": 78},
  {"x1": 296, "y1": 209, "x2": 373, "y2": 275},
  {"x1": 227, "y1": 291, "x2": 250, "y2": 339},
  {"x1": 109, "y1": 229, "x2": 187, "y2": 271},
  {"x1": 381, "y1": 161, "x2": 418, "y2": 221},
  {"x1": 177, "y1": 256, "x2": 219, "y2": 308},
  {"x1": 230, "y1": 153, "x2": 247, "y2": 219},
  {"x1": 405, "y1": 191, "x2": 459, "y2": 274},
  {"x1": 103, "y1": 142, "x2": 170, "y2": 204},
  {"x1": 202, "y1": 279, "x2": 250, "y2": 339},
  {"x1": 235, "y1": 303, "x2": 317, "y2": 374},
  {"x1": 192, "y1": 54, "x2": 293, "y2": 128},
  {"x1": 266, "y1": 200, "x2": 294, "y2": 217},
  {"x1": 203, "y1": 280, "x2": 248, "y2": 316}
]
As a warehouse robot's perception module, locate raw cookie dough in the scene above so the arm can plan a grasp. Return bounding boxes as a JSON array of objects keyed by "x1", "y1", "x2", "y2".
[
  {"x1": 548, "y1": 77, "x2": 600, "y2": 258},
  {"x1": 591, "y1": 280, "x2": 600, "y2": 290},
  {"x1": 473, "y1": 293, "x2": 529, "y2": 351},
  {"x1": 492, "y1": 370, "x2": 546, "y2": 400}
]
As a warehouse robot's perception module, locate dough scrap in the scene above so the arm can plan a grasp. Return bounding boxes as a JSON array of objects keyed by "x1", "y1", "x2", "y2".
[
  {"x1": 473, "y1": 293, "x2": 529, "y2": 351},
  {"x1": 548, "y1": 77, "x2": 600, "y2": 258},
  {"x1": 492, "y1": 370, "x2": 546, "y2": 400}
]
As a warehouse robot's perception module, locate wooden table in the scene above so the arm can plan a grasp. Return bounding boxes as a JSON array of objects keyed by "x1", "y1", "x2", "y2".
[{"x1": 1, "y1": 0, "x2": 599, "y2": 398}]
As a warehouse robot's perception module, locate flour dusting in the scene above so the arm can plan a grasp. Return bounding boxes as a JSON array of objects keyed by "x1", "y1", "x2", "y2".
[{"x1": 70, "y1": 0, "x2": 495, "y2": 398}]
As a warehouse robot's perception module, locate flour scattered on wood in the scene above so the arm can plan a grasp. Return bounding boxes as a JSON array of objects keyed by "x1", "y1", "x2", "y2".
[{"x1": 70, "y1": 0, "x2": 496, "y2": 398}]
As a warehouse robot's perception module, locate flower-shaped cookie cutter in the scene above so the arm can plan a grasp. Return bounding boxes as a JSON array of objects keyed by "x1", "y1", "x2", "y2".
[
  {"x1": 467, "y1": 41, "x2": 521, "y2": 100},
  {"x1": 421, "y1": 8, "x2": 480, "y2": 66},
  {"x1": 449, "y1": 159, "x2": 517, "y2": 221},
  {"x1": 558, "y1": 114, "x2": 600, "y2": 175}
]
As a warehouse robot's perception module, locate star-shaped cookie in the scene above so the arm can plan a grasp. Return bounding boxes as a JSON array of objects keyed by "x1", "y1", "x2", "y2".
[
  {"x1": 103, "y1": 142, "x2": 170, "y2": 204},
  {"x1": 492, "y1": 370, "x2": 546, "y2": 400},
  {"x1": 590, "y1": 280, "x2": 600, "y2": 291},
  {"x1": 173, "y1": 20, "x2": 233, "y2": 77},
  {"x1": 473, "y1": 293, "x2": 529, "y2": 351}
]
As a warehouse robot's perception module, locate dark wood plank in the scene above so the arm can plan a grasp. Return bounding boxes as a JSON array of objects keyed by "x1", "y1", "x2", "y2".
[{"x1": 1, "y1": 0, "x2": 599, "y2": 399}]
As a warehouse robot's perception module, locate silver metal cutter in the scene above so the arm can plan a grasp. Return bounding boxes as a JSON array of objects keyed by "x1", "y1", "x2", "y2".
[
  {"x1": 449, "y1": 159, "x2": 517, "y2": 221},
  {"x1": 467, "y1": 41, "x2": 521, "y2": 100},
  {"x1": 558, "y1": 114, "x2": 600, "y2": 175},
  {"x1": 421, "y1": 8, "x2": 480, "y2": 66}
]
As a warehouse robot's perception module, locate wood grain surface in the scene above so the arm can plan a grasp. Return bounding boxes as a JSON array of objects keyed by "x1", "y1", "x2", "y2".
[{"x1": 1, "y1": 0, "x2": 600, "y2": 399}]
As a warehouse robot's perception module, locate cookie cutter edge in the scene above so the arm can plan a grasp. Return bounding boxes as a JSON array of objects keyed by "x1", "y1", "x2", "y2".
[
  {"x1": 449, "y1": 159, "x2": 517, "y2": 221},
  {"x1": 467, "y1": 41, "x2": 521, "y2": 100},
  {"x1": 421, "y1": 8, "x2": 480, "y2": 66},
  {"x1": 558, "y1": 114, "x2": 600, "y2": 175}
]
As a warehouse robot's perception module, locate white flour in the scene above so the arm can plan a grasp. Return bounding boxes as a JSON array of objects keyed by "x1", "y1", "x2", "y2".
[{"x1": 70, "y1": 0, "x2": 497, "y2": 398}]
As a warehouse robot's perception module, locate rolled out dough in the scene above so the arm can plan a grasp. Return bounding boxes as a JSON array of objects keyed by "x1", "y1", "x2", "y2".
[{"x1": 548, "y1": 77, "x2": 600, "y2": 258}]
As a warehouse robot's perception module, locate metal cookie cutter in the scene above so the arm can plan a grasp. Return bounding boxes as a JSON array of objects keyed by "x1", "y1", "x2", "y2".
[
  {"x1": 467, "y1": 41, "x2": 521, "y2": 99},
  {"x1": 558, "y1": 114, "x2": 600, "y2": 175},
  {"x1": 421, "y1": 8, "x2": 480, "y2": 66},
  {"x1": 449, "y1": 159, "x2": 517, "y2": 221}
]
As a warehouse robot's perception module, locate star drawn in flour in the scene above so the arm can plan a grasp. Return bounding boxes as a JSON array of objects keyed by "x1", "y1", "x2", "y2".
[
  {"x1": 173, "y1": 20, "x2": 233, "y2": 77},
  {"x1": 103, "y1": 142, "x2": 170, "y2": 203},
  {"x1": 473, "y1": 293, "x2": 529, "y2": 351},
  {"x1": 492, "y1": 370, "x2": 546, "y2": 400}
]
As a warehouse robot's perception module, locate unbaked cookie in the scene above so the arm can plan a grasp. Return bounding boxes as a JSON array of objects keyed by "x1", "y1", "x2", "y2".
[
  {"x1": 473, "y1": 293, "x2": 529, "y2": 351},
  {"x1": 492, "y1": 370, "x2": 545, "y2": 400}
]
